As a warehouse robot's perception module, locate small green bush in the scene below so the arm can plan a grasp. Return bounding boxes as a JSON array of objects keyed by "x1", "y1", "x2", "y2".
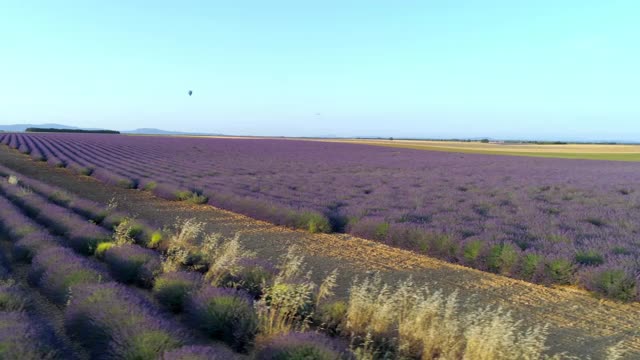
[
  {"x1": 175, "y1": 190, "x2": 209, "y2": 205},
  {"x1": 292, "y1": 212, "x2": 331, "y2": 233},
  {"x1": 374, "y1": 222, "x2": 390, "y2": 240},
  {"x1": 462, "y1": 239, "x2": 483, "y2": 264},
  {"x1": 148, "y1": 231, "x2": 164, "y2": 249},
  {"x1": 186, "y1": 287, "x2": 258, "y2": 351},
  {"x1": 153, "y1": 271, "x2": 202, "y2": 313},
  {"x1": 487, "y1": 243, "x2": 518, "y2": 275},
  {"x1": 575, "y1": 250, "x2": 604, "y2": 266},
  {"x1": 611, "y1": 247, "x2": 631, "y2": 255},
  {"x1": 544, "y1": 258, "x2": 574, "y2": 284},
  {"x1": 520, "y1": 253, "x2": 543, "y2": 280},
  {"x1": 317, "y1": 300, "x2": 347, "y2": 335},
  {"x1": 430, "y1": 233, "x2": 457, "y2": 258},
  {"x1": 591, "y1": 269, "x2": 637, "y2": 301},
  {"x1": 94, "y1": 242, "x2": 115, "y2": 259},
  {"x1": 143, "y1": 181, "x2": 157, "y2": 190}
]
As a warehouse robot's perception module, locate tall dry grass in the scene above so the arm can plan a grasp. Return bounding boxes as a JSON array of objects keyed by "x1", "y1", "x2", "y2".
[
  {"x1": 344, "y1": 274, "x2": 550, "y2": 359},
  {"x1": 256, "y1": 246, "x2": 338, "y2": 337},
  {"x1": 203, "y1": 233, "x2": 255, "y2": 285}
]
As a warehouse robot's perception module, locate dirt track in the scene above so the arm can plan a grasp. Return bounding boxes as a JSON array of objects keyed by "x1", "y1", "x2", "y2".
[{"x1": 0, "y1": 145, "x2": 638, "y2": 359}]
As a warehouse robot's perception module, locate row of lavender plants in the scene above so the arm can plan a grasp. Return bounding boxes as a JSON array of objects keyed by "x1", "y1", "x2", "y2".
[
  {"x1": 0, "y1": 172, "x2": 354, "y2": 358},
  {"x1": 0, "y1": 168, "x2": 583, "y2": 358},
  {"x1": 0, "y1": 133, "x2": 638, "y2": 302},
  {"x1": 0, "y1": 187, "x2": 240, "y2": 358},
  {"x1": 0, "y1": 254, "x2": 64, "y2": 359}
]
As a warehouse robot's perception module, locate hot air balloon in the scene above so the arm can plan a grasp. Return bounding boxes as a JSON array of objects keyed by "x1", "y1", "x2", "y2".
[{"x1": 188, "y1": 90, "x2": 193, "y2": 96}]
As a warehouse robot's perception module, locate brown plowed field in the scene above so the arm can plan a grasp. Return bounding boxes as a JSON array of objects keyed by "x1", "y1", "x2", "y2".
[{"x1": 0, "y1": 145, "x2": 637, "y2": 358}]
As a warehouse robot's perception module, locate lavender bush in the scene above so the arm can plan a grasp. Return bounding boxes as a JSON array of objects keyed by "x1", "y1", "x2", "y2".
[
  {"x1": 185, "y1": 286, "x2": 258, "y2": 351},
  {"x1": 0, "y1": 311, "x2": 57, "y2": 359},
  {"x1": 14, "y1": 230, "x2": 61, "y2": 262},
  {"x1": 255, "y1": 332, "x2": 349, "y2": 360},
  {"x1": 30, "y1": 246, "x2": 109, "y2": 304},
  {"x1": 160, "y1": 345, "x2": 239, "y2": 360},
  {"x1": 0, "y1": 163, "x2": 110, "y2": 223},
  {"x1": 153, "y1": 271, "x2": 203, "y2": 313},
  {"x1": 0, "y1": 194, "x2": 39, "y2": 239},
  {"x1": 65, "y1": 282, "x2": 186, "y2": 359},
  {"x1": 4, "y1": 133, "x2": 640, "y2": 299},
  {"x1": 0, "y1": 280, "x2": 28, "y2": 312},
  {"x1": 103, "y1": 244, "x2": 161, "y2": 287},
  {"x1": 0, "y1": 180, "x2": 111, "y2": 254}
]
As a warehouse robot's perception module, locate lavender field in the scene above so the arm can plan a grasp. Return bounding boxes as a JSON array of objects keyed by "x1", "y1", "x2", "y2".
[
  {"x1": 0, "y1": 158, "x2": 561, "y2": 359},
  {"x1": 1, "y1": 133, "x2": 639, "y2": 300}
]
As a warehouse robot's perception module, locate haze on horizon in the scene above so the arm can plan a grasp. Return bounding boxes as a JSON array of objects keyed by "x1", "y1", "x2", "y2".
[{"x1": 1, "y1": 1, "x2": 638, "y2": 141}]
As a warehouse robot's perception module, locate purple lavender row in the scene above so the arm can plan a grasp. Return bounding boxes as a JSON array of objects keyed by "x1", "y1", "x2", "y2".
[
  {"x1": 0, "y1": 180, "x2": 111, "y2": 255},
  {"x1": 65, "y1": 282, "x2": 187, "y2": 359},
  {"x1": 0, "y1": 163, "x2": 108, "y2": 223},
  {"x1": 0, "y1": 256, "x2": 69, "y2": 359},
  {"x1": 0, "y1": 164, "x2": 162, "y2": 247},
  {"x1": 0, "y1": 194, "x2": 61, "y2": 261},
  {"x1": 0, "y1": 193, "x2": 207, "y2": 358},
  {"x1": 0, "y1": 311, "x2": 60, "y2": 359}
]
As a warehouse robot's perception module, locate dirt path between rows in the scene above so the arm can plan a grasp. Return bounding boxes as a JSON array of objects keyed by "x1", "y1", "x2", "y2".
[{"x1": 0, "y1": 146, "x2": 638, "y2": 359}]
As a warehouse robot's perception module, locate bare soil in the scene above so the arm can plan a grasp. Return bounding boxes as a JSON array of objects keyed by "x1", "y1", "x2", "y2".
[{"x1": 1, "y1": 145, "x2": 638, "y2": 358}]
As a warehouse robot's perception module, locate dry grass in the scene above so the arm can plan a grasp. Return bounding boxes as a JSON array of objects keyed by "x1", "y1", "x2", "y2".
[
  {"x1": 7, "y1": 174, "x2": 19, "y2": 185},
  {"x1": 345, "y1": 274, "x2": 549, "y2": 359},
  {"x1": 112, "y1": 217, "x2": 136, "y2": 245},
  {"x1": 256, "y1": 246, "x2": 338, "y2": 337},
  {"x1": 203, "y1": 233, "x2": 255, "y2": 285}
]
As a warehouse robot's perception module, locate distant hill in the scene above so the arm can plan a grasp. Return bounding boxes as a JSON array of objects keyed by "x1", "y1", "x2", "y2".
[
  {"x1": 0, "y1": 123, "x2": 82, "y2": 132},
  {"x1": 123, "y1": 128, "x2": 221, "y2": 136},
  {"x1": 0, "y1": 124, "x2": 219, "y2": 136},
  {"x1": 26, "y1": 128, "x2": 120, "y2": 134}
]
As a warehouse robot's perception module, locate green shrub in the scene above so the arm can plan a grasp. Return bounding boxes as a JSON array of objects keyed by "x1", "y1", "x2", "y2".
[
  {"x1": 520, "y1": 253, "x2": 542, "y2": 280},
  {"x1": 317, "y1": 300, "x2": 347, "y2": 335},
  {"x1": 94, "y1": 242, "x2": 115, "y2": 259},
  {"x1": 487, "y1": 243, "x2": 518, "y2": 274},
  {"x1": 174, "y1": 190, "x2": 208, "y2": 204},
  {"x1": 611, "y1": 246, "x2": 631, "y2": 255},
  {"x1": 575, "y1": 250, "x2": 604, "y2": 266},
  {"x1": 143, "y1": 181, "x2": 157, "y2": 190},
  {"x1": 374, "y1": 222, "x2": 390, "y2": 240},
  {"x1": 544, "y1": 258, "x2": 574, "y2": 284},
  {"x1": 430, "y1": 233, "x2": 457, "y2": 258},
  {"x1": 590, "y1": 269, "x2": 637, "y2": 301},
  {"x1": 186, "y1": 287, "x2": 258, "y2": 351},
  {"x1": 462, "y1": 239, "x2": 483, "y2": 264},
  {"x1": 295, "y1": 212, "x2": 331, "y2": 233},
  {"x1": 148, "y1": 232, "x2": 164, "y2": 249},
  {"x1": 153, "y1": 271, "x2": 202, "y2": 313}
]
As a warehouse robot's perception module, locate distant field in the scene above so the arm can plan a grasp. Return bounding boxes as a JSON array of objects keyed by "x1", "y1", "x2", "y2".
[{"x1": 329, "y1": 139, "x2": 640, "y2": 161}]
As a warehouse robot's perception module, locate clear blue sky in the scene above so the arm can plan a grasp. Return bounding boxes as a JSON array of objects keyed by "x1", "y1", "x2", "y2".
[{"x1": 1, "y1": 1, "x2": 638, "y2": 140}]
